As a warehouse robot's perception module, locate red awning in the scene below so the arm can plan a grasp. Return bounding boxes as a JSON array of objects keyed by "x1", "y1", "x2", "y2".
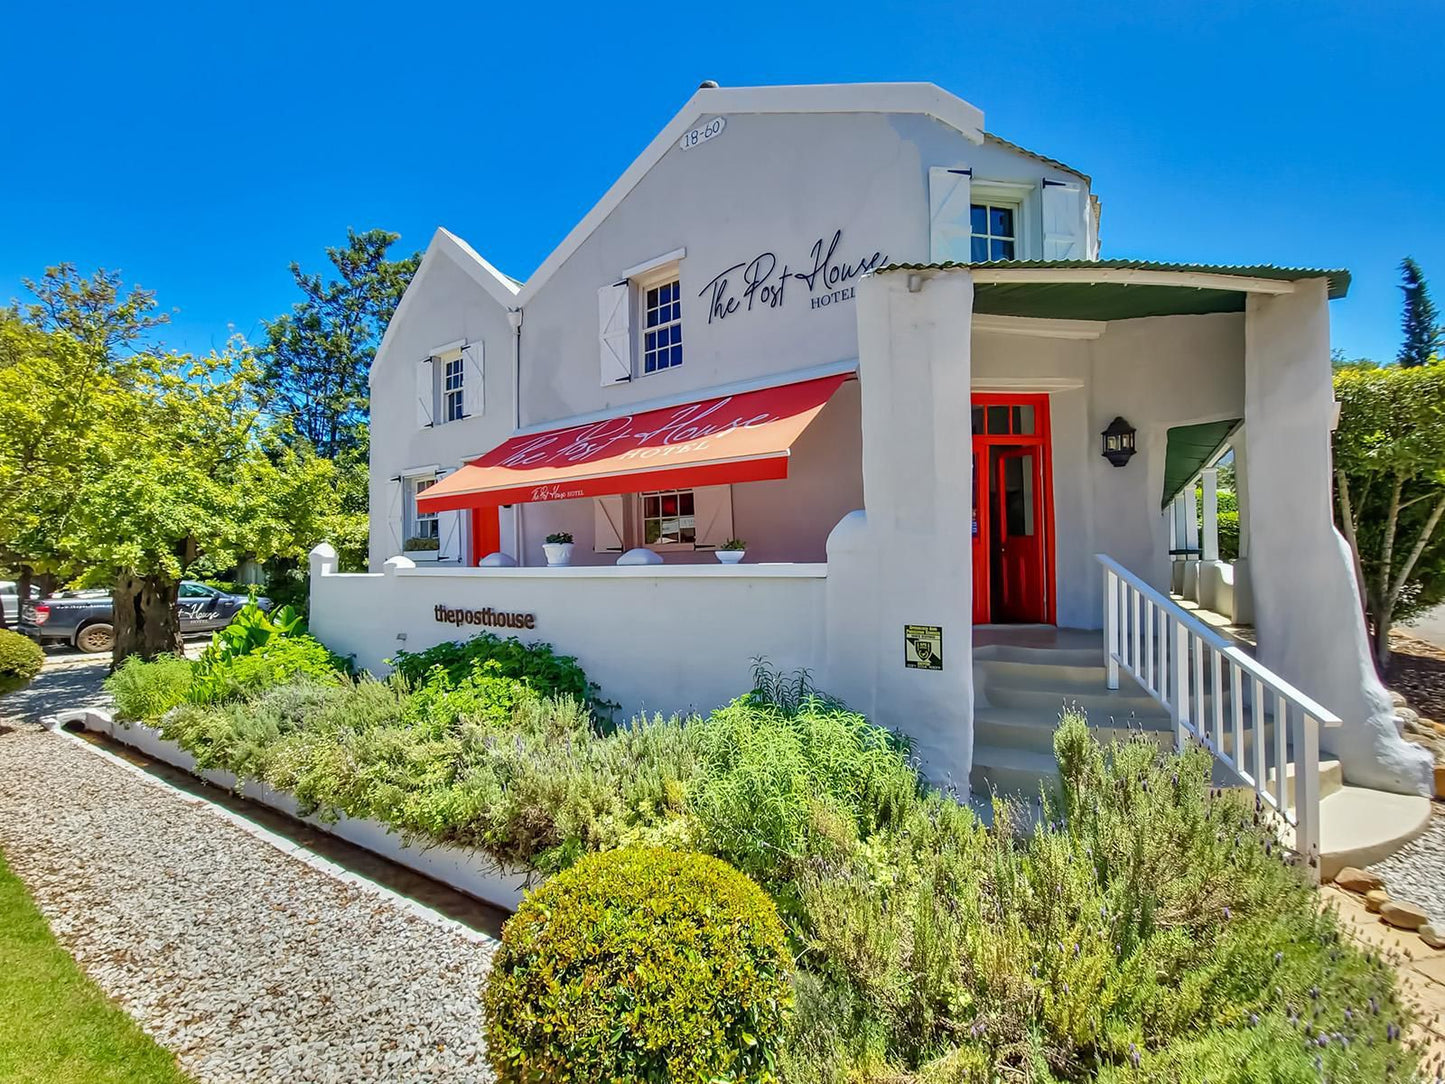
[{"x1": 417, "y1": 372, "x2": 851, "y2": 512}]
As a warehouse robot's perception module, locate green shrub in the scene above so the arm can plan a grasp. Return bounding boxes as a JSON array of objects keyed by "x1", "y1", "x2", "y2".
[
  {"x1": 484, "y1": 847, "x2": 793, "y2": 1084},
  {"x1": 106, "y1": 655, "x2": 194, "y2": 720},
  {"x1": 390, "y1": 632, "x2": 613, "y2": 724},
  {"x1": 0, "y1": 629, "x2": 43, "y2": 696},
  {"x1": 187, "y1": 601, "x2": 346, "y2": 704}
]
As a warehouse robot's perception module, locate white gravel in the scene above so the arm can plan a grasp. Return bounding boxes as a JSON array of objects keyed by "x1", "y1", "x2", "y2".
[
  {"x1": 0, "y1": 722, "x2": 495, "y2": 1083},
  {"x1": 1369, "y1": 803, "x2": 1445, "y2": 928}
]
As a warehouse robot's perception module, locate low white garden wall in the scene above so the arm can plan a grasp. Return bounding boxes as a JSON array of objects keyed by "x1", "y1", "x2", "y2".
[
  {"x1": 59, "y1": 709, "x2": 533, "y2": 912},
  {"x1": 308, "y1": 547, "x2": 828, "y2": 722}
]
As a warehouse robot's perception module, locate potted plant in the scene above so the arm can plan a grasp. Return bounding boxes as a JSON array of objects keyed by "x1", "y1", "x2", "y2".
[
  {"x1": 716, "y1": 538, "x2": 747, "y2": 564},
  {"x1": 543, "y1": 531, "x2": 575, "y2": 567},
  {"x1": 403, "y1": 535, "x2": 441, "y2": 559}
]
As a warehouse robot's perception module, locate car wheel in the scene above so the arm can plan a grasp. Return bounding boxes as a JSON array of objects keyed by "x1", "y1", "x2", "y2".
[{"x1": 75, "y1": 623, "x2": 115, "y2": 654}]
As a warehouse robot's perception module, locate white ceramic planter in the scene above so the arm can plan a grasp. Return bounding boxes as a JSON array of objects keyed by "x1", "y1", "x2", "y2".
[
  {"x1": 716, "y1": 550, "x2": 746, "y2": 564},
  {"x1": 542, "y1": 542, "x2": 574, "y2": 566}
]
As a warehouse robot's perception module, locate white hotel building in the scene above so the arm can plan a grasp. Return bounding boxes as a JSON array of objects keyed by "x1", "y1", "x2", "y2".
[{"x1": 309, "y1": 81, "x2": 1434, "y2": 867}]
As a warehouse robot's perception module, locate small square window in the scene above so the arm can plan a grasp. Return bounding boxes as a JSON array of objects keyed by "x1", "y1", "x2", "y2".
[
  {"x1": 642, "y1": 488, "x2": 696, "y2": 545},
  {"x1": 971, "y1": 202, "x2": 1018, "y2": 264}
]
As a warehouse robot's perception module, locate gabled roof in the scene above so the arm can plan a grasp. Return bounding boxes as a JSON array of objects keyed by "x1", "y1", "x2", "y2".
[
  {"x1": 371, "y1": 228, "x2": 519, "y2": 380},
  {"x1": 511, "y1": 82, "x2": 987, "y2": 306},
  {"x1": 875, "y1": 259, "x2": 1351, "y2": 321},
  {"x1": 983, "y1": 132, "x2": 1090, "y2": 184}
]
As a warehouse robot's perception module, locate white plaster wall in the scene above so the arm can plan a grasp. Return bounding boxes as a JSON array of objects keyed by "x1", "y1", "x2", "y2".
[
  {"x1": 1243, "y1": 282, "x2": 1433, "y2": 795},
  {"x1": 309, "y1": 558, "x2": 826, "y2": 724},
  {"x1": 368, "y1": 252, "x2": 518, "y2": 570},
  {"x1": 518, "y1": 111, "x2": 1085, "y2": 430},
  {"x1": 826, "y1": 270, "x2": 975, "y2": 787}
]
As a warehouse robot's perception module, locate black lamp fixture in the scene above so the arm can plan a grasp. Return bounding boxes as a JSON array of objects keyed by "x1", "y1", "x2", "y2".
[{"x1": 1101, "y1": 416, "x2": 1137, "y2": 467}]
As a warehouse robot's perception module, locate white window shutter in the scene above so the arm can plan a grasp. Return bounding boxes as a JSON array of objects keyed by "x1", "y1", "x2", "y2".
[
  {"x1": 385, "y1": 477, "x2": 404, "y2": 557},
  {"x1": 1042, "y1": 180, "x2": 1088, "y2": 260},
  {"x1": 416, "y1": 358, "x2": 435, "y2": 428},
  {"x1": 462, "y1": 343, "x2": 484, "y2": 417},
  {"x1": 1086, "y1": 195, "x2": 1101, "y2": 260},
  {"x1": 693, "y1": 486, "x2": 734, "y2": 549},
  {"x1": 928, "y1": 166, "x2": 973, "y2": 263},
  {"x1": 435, "y1": 469, "x2": 463, "y2": 563},
  {"x1": 598, "y1": 282, "x2": 632, "y2": 386},
  {"x1": 593, "y1": 495, "x2": 625, "y2": 552}
]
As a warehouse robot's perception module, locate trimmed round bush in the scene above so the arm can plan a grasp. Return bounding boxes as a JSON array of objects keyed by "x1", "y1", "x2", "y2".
[
  {"x1": 483, "y1": 847, "x2": 793, "y2": 1084},
  {"x1": 0, "y1": 628, "x2": 43, "y2": 696}
]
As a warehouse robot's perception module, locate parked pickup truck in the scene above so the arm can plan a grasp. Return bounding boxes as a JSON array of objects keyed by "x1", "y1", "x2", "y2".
[{"x1": 19, "y1": 581, "x2": 271, "y2": 654}]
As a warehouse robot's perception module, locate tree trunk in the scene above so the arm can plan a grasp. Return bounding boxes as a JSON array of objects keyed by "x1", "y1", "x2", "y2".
[
  {"x1": 1374, "y1": 603, "x2": 1394, "y2": 673},
  {"x1": 111, "y1": 570, "x2": 183, "y2": 666},
  {"x1": 15, "y1": 566, "x2": 34, "y2": 628}
]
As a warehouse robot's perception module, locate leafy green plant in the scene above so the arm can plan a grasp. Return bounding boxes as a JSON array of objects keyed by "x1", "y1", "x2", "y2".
[
  {"x1": 389, "y1": 632, "x2": 613, "y2": 725},
  {"x1": 484, "y1": 847, "x2": 793, "y2": 1084},
  {"x1": 402, "y1": 535, "x2": 439, "y2": 551},
  {"x1": 0, "y1": 629, "x2": 44, "y2": 697},
  {"x1": 745, "y1": 657, "x2": 849, "y2": 717},
  {"x1": 721, "y1": 537, "x2": 748, "y2": 550},
  {"x1": 544, "y1": 531, "x2": 573, "y2": 545},
  {"x1": 186, "y1": 601, "x2": 346, "y2": 704},
  {"x1": 106, "y1": 655, "x2": 194, "y2": 721}
]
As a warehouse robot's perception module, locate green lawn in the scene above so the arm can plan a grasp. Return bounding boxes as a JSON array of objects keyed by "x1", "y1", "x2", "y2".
[{"x1": 0, "y1": 850, "x2": 194, "y2": 1084}]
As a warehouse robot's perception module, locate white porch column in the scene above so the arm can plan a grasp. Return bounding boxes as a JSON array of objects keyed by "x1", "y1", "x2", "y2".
[
  {"x1": 1230, "y1": 438, "x2": 1256, "y2": 623},
  {"x1": 1181, "y1": 481, "x2": 1202, "y2": 601},
  {"x1": 1201, "y1": 468, "x2": 1219, "y2": 562},
  {"x1": 1244, "y1": 280, "x2": 1432, "y2": 795},
  {"x1": 827, "y1": 269, "x2": 975, "y2": 789},
  {"x1": 1170, "y1": 491, "x2": 1190, "y2": 594}
]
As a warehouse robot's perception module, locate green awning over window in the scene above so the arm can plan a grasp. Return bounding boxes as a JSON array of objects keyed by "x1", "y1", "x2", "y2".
[{"x1": 1162, "y1": 420, "x2": 1240, "y2": 508}]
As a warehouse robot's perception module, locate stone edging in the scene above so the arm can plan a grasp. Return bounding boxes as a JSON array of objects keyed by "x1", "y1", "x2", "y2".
[{"x1": 47, "y1": 707, "x2": 530, "y2": 920}]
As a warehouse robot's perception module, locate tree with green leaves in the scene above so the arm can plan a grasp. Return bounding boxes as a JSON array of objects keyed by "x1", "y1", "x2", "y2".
[
  {"x1": 1396, "y1": 257, "x2": 1440, "y2": 368},
  {"x1": 1333, "y1": 364, "x2": 1445, "y2": 668},
  {"x1": 258, "y1": 228, "x2": 419, "y2": 458}
]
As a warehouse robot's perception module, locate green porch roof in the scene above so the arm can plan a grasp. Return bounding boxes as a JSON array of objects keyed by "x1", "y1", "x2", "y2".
[
  {"x1": 1162, "y1": 420, "x2": 1240, "y2": 509},
  {"x1": 875, "y1": 260, "x2": 1351, "y2": 322}
]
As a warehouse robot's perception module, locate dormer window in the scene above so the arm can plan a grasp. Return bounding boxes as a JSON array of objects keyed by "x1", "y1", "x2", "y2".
[{"x1": 971, "y1": 203, "x2": 1017, "y2": 262}]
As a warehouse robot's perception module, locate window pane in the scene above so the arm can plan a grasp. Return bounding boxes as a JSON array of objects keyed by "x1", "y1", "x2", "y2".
[
  {"x1": 990, "y1": 207, "x2": 1014, "y2": 237},
  {"x1": 987, "y1": 406, "x2": 1009, "y2": 434},
  {"x1": 970, "y1": 237, "x2": 988, "y2": 262},
  {"x1": 1014, "y1": 405, "x2": 1035, "y2": 435},
  {"x1": 680, "y1": 492, "x2": 694, "y2": 515},
  {"x1": 662, "y1": 494, "x2": 677, "y2": 515},
  {"x1": 645, "y1": 496, "x2": 659, "y2": 517},
  {"x1": 991, "y1": 239, "x2": 1015, "y2": 260},
  {"x1": 970, "y1": 205, "x2": 987, "y2": 233},
  {"x1": 972, "y1": 405, "x2": 984, "y2": 434},
  {"x1": 670, "y1": 345, "x2": 682, "y2": 368}
]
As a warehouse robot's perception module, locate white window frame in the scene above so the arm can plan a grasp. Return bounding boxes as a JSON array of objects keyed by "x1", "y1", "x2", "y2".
[
  {"x1": 970, "y1": 180, "x2": 1036, "y2": 261},
  {"x1": 427, "y1": 344, "x2": 466, "y2": 426},
  {"x1": 402, "y1": 473, "x2": 440, "y2": 555},
  {"x1": 636, "y1": 263, "x2": 683, "y2": 377},
  {"x1": 639, "y1": 487, "x2": 697, "y2": 548}
]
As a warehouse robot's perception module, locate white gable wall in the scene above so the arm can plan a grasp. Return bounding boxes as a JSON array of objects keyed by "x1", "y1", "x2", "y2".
[{"x1": 369, "y1": 251, "x2": 517, "y2": 569}]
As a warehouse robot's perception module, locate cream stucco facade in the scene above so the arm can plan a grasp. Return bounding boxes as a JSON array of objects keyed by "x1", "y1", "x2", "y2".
[{"x1": 317, "y1": 81, "x2": 1433, "y2": 800}]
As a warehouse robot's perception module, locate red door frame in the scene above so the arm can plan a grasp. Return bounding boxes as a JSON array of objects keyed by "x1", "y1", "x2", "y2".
[{"x1": 971, "y1": 393, "x2": 1057, "y2": 625}]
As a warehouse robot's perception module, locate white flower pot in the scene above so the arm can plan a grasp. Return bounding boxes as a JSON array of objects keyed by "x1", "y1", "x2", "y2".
[
  {"x1": 543, "y1": 542, "x2": 574, "y2": 567},
  {"x1": 716, "y1": 550, "x2": 746, "y2": 564}
]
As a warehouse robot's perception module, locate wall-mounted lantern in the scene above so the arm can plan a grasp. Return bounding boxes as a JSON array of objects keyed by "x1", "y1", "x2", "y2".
[{"x1": 1101, "y1": 417, "x2": 1137, "y2": 467}]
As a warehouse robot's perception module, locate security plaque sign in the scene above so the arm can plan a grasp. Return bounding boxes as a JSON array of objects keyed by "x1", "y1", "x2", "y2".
[{"x1": 904, "y1": 625, "x2": 943, "y2": 670}]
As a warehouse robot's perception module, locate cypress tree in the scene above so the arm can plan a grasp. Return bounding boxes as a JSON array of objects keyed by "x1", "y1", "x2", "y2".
[{"x1": 1396, "y1": 256, "x2": 1441, "y2": 367}]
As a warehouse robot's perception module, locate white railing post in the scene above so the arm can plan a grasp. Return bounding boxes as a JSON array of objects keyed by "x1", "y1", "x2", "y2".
[
  {"x1": 1295, "y1": 714, "x2": 1322, "y2": 880},
  {"x1": 1172, "y1": 618, "x2": 1189, "y2": 751},
  {"x1": 1104, "y1": 567, "x2": 1119, "y2": 689},
  {"x1": 1202, "y1": 467, "x2": 1220, "y2": 563}
]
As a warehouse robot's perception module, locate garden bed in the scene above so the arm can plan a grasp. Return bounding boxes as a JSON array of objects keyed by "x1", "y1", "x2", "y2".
[
  {"x1": 96, "y1": 611, "x2": 1425, "y2": 1082},
  {"x1": 59, "y1": 708, "x2": 532, "y2": 912}
]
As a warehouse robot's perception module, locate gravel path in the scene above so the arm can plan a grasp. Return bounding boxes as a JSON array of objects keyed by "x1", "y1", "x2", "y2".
[
  {"x1": 0, "y1": 721, "x2": 494, "y2": 1083},
  {"x1": 1369, "y1": 803, "x2": 1445, "y2": 928}
]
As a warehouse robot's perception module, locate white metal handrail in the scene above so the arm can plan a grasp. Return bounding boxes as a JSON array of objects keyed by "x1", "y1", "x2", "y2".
[{"x1": 1097, "y1": 553, "x2": 1341, "y2": 874}]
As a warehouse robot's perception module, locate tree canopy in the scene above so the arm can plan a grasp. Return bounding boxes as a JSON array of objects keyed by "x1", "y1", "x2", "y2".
[
  {"x1": 257, "y1": 228, "x2": 419, "y2": 458},
  {"x1": 1396, "y1": 257, "x2": 1441, "y2": 368}
]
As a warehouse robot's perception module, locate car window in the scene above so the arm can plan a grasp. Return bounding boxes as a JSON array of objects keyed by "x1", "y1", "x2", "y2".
[{"x1": 178, "y1": 583, "x2": 215, "y2": 599}]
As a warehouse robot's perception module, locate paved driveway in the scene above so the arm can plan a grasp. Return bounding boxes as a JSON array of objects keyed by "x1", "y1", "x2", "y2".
[{"x1": 0, "y1": 639, "x2": 208, "y2": 726}]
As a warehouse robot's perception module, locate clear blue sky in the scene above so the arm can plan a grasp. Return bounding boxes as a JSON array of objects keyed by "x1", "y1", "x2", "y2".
[{"x1": 2, "y1": 1, "x2": 1439, "y2": 363}]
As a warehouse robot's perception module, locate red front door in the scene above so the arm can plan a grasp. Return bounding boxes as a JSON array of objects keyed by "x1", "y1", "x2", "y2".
[
  {"x1": 470, "y1": 507, "x2": 501, "y2": 565},
  {"x1": 971, "y1": 395, "x2": 1055, "y2": 624}
]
